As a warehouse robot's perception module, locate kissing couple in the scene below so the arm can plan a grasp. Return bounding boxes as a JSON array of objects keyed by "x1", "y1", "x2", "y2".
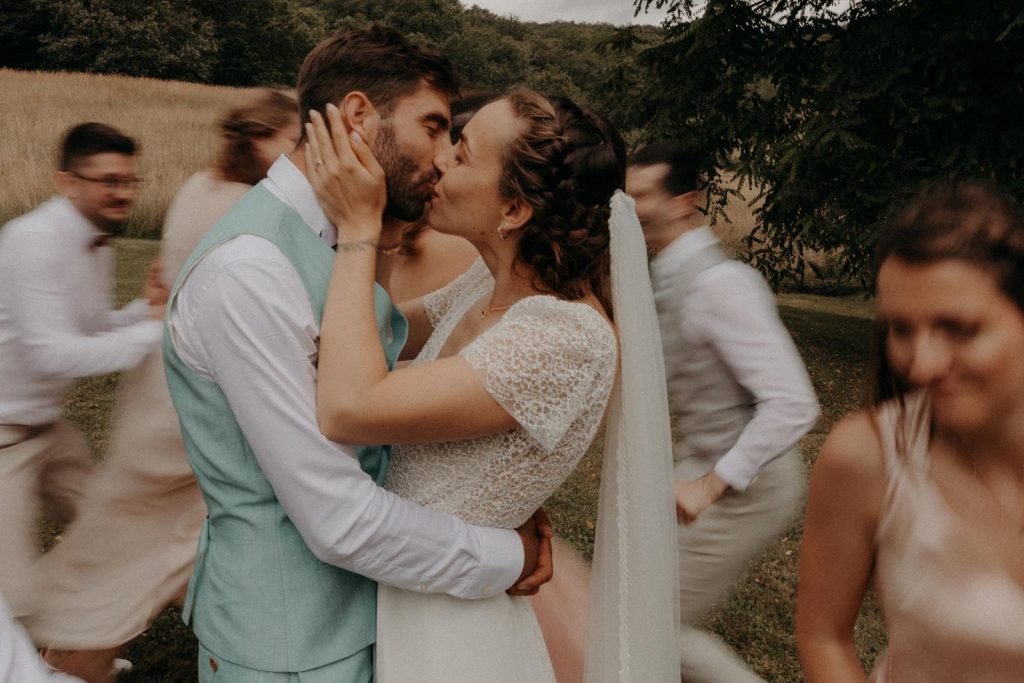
[{"x1": 164, "y1": 25, "x2": 678, "y2": 682}]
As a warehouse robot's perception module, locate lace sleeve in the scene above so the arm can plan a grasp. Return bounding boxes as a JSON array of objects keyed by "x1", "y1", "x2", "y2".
[
  {"x1": 422, "y1": 257, "x2": 488, "y2": 327},
  {"x1": 460, "y1": 298, "x2": 617, "y2": 452}
]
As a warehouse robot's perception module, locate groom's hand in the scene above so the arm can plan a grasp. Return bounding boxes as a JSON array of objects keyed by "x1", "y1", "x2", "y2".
[{"x1": 508, "y1": 507, "x2": 554, "y2": 596}]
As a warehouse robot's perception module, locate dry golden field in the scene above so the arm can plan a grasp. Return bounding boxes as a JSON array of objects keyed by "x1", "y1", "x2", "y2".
[
  {"x1": 0, "y1": 68, "x2": 766, "y2": 244},
  {"x1": 0, "y1": 68, "x2": 266, "y2": 236}
]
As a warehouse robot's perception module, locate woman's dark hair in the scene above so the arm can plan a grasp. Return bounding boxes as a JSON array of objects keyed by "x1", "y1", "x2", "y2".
[
  {"x1": 499, "y1": 88, "x2": 626, "y2": 317},
  {"x1": 870, "y1": 180, "x2": 1024, "y2": 404},
  {"x1": 214, "y1": 89, "x2": 297, "y2": 185}
]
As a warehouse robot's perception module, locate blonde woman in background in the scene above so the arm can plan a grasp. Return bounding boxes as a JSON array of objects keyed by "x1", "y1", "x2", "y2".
[{"x1": 22, "y1": 89, "x2": 298, "y2": 683}]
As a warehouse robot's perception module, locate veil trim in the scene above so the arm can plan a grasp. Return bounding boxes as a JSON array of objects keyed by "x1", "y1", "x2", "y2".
[{"x1": 584, "y1": 190, "x2": 679, "y2": 681}]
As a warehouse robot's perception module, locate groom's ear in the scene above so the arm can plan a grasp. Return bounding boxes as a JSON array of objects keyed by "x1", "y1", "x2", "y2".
[
  {"x1": 500, "y1": 197, "x2": 533, "y2": 234},
  {"x1": 54, "y1": 170, "x2": 76, "y2": 198},
  {"x1": 339, "y1": 91, "x2": 381, "y2": 146}
]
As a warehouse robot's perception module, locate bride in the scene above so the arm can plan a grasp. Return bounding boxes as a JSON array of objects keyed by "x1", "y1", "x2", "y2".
[{"x1": 306, "y1": 88, "x2": 677, "y2": 681}]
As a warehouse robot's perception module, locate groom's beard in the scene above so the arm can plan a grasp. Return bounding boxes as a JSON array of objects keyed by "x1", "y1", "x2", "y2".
[{"x1": 375, "y1": 122, "x2": 437, "y2": 223}]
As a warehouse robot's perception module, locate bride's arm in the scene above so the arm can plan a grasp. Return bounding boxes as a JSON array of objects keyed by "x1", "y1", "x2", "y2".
[
  {"x1": 307, "y1": 106, "x2": 518, "y2": 445},
  {"x1": 320, "y1": 356, "x2": 517, "y2": 445}
]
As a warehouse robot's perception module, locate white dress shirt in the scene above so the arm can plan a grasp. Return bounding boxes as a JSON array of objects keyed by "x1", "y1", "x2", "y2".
[
  {"x1": 167, "y1": 156, "x2": 523, "y2": 599},
  {"x1": 652, "y1": 226, "x2": 819, "y2": 489},
  {"x1": 0, "y1": 196, "x2": 162, "y2": 425}
]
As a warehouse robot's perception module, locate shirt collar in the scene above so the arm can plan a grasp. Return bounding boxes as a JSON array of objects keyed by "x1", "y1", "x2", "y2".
[
  {"x1": 49, "y1": 196, "x2": 111, "y2": 251},
  {"x1": 260, "y1": 155, "x2": 337, "y2": 246},
  {"x1": 652, "y1": 225, "x2": 716, "y2": 279}
]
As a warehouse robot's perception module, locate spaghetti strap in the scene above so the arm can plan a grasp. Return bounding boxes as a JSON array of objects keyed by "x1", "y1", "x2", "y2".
[
  {"x1": 868, "y1": 389, "x2": 1024, "y2": 681},
  {"x1": 874, "y1": 392, "x2": 931, "y2": 480}
]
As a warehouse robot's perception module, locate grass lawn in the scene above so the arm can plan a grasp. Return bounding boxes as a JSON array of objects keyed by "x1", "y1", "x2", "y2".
[{"x1": 55, "y1": 238, "x2": 885, "y2": 682}]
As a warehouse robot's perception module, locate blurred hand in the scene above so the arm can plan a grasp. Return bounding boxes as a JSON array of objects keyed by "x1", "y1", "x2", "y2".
[
  {"x1": 143, "y1": 257, "x2": 169, "y2": 307},
  {"x1": 676, "y1": 472, "x2": 729, "y2": 525}
]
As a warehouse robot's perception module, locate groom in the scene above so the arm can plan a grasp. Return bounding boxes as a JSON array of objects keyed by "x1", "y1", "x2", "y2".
[{"x1": 164, "y1": 26, "x2": 548, "y2": 681}]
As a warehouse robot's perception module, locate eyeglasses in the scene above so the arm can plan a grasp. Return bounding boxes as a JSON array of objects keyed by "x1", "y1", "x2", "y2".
[{"x1": 69, "y1": 171, "x2": 144, "y2": 191}]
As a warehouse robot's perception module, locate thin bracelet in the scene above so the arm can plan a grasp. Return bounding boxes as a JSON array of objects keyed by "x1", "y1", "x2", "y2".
[
  {"x1": 376, "y1": 242, "x2": 402, "y2": 256},
  {"x1": 334, "y1": 238, "x2": 377, "y2": 253}
]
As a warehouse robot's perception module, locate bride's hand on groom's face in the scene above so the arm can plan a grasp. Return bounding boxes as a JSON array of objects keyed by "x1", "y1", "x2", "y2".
[
  {"x1": 306, "y1": 104, "x2": 386, "y2": 242},
  {"x1": 509, "y1": 507, "x2": 554, "y2": 596}
]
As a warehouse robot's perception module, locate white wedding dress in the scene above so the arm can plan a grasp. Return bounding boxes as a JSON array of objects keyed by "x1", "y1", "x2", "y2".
[{"x1": 375, "y1": 258, "x2": 618, "y2": 682}]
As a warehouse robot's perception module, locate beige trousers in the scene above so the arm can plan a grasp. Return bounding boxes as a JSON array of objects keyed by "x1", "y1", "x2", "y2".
[
  {"x1": 675, "y1": 448, "x2": 805, "y2": 683},
  {"x1": 21, "y1": 350, "x2": 207, "y2": 650},
  {"x1": 0, "y1": 421, "x2": 93, "y2": 616}
]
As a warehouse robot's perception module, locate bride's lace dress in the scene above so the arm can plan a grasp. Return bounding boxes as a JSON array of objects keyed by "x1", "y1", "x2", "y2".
[{"x1": 375, "y1": 259, "x2": 617, "y2": 682}]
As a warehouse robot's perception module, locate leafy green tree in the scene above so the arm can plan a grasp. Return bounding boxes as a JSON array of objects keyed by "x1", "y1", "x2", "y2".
[
  {"x1": 586, "y1": 24, "x2": 662, "y2": 143},
  {"x1": 35, "y1": 0, "x2": 219, "y2": 82},
  {"x1": 1, "y1": 0, "x2": 51, "y2": 69},
  {"x1": 315, "y1": 0, "x2": 464, "y2": 40},
  {"x1": 635, "y1": 0, "x2": 1024, "y2": 285},
  {"x1": 9, "y1": 0, "x2": 657, "y2": 137},
  {"x1": 192, "y1": 0, "x2": 327, "y2": 85}
]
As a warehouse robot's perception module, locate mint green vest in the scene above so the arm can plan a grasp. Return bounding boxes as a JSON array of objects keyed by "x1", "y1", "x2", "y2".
[{"x1": 162, "y1": 185, "x2": 407, "y2": 672}]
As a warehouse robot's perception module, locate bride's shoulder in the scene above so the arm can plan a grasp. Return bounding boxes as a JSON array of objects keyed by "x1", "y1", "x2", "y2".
[
  {"x1": 439, "y1": 256, "x2": 489, "y2": 292},
  {"x1": 501, "y1": 296, "x2": 617, "y2": 358},
  {"x1": 423, "y1": 257, "x2": 491, "y2": 324}
]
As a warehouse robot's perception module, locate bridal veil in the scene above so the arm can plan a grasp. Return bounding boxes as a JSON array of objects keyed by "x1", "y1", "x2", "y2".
[{"x1": 585, "y1": 190, "x2": 679, "y2": 681}]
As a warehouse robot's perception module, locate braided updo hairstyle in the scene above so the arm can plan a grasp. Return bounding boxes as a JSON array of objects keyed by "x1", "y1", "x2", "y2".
[
  {"x1": 215, "y1": 89, "x2": 297, "y2": 185},
  {"x1": 500, "y1": 88, "x2": 626, "y2": 316}
]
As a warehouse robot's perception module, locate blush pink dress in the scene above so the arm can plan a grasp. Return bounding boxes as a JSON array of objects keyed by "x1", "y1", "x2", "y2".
[
  {"x1": 22, "y1": 171, "x2": 250, "y2": 649},
  {"x1": 870, "y1": 393, "x2": 1024, "y2": 682}
]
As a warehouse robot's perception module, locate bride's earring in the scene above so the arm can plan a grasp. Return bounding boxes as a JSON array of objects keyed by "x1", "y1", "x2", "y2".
[{"x1": 497, "y1": 223, "x2": 509, "y2": 240}]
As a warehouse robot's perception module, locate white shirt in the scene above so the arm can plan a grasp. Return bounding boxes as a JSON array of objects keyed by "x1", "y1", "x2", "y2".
[
  {"x1": 652, "y1": 226, "x2": 819, "y2": 489},
  {"x1": 167, "y1": 156, "x2": 523, "y2": 599},
  {"x1": 0, "y1": 196, "x2": 162, "y2": 425}
]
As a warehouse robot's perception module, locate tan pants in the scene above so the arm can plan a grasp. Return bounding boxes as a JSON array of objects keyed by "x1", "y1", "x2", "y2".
[
  {"x1": 0, "y1": 421, "x2": 93, "y2": 617},
  {"x1": 22, "y1": 350, "x2": 206, "y2": 651},
  {"x1": 675, "y1": 448, "x2": 805, "y2": 683}
]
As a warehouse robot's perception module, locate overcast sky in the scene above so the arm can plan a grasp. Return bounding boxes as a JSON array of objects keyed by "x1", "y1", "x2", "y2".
[{"x1": 462, "y1": 1, "x2": 671, "y2": 26}]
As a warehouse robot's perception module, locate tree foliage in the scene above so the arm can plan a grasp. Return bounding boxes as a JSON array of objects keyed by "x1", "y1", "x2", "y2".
[
  {"x1": 4, "y1": 0, "x2": 653, "y2": 121},
  {"x1": 31, "y1": 0, "x2": 220, "y2": 81},
  {"x1": 8, "y1": 0, "x2": 1020, "y2": 286},
  {"x1": 0, "y1": 0, "x2": 50, "y2": 70},
  {"x1": 192, "y1": 0, "x2": 327, "y2": 86},
  {"x1": 634, "y1": 0, "x2": 1024, "y2": 285}
]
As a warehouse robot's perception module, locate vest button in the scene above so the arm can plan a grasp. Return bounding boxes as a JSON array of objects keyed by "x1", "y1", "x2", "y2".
[{"x1": 209, "y1": 657, "x2": 218, "y2": 672}]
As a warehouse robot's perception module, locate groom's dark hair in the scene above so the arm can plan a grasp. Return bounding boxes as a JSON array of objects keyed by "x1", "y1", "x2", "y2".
[{"x1": 297, "y1": 25, "x2": 459, "y2": 137}]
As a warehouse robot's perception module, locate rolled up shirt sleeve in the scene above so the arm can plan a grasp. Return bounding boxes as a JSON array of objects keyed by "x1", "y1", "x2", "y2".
[{"x1": 173, "y1": 242, "x2": 523, "y2": 598}]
